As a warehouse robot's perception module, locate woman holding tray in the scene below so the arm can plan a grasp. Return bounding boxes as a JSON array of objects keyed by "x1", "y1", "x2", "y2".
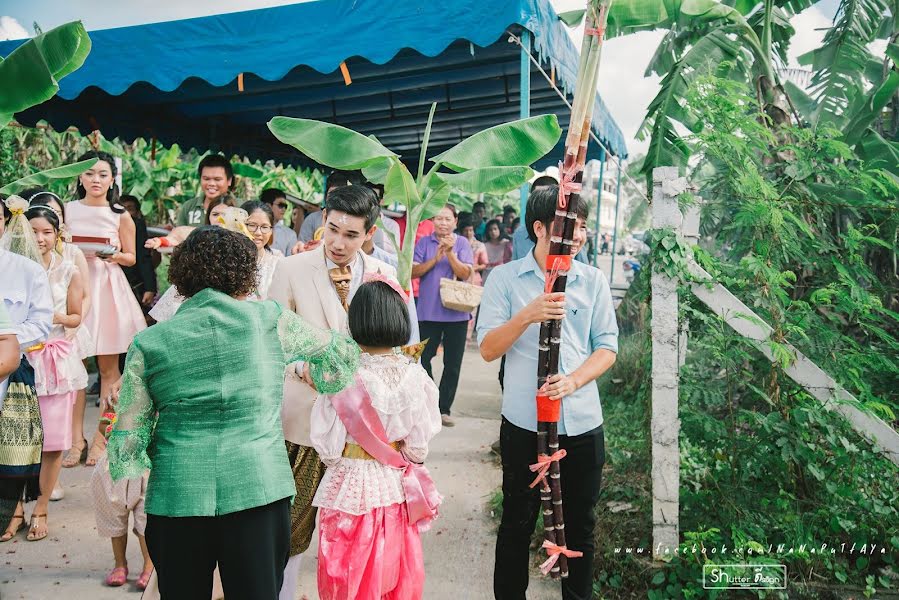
[{"x1": 65, "y1": 151, "x2": 146, "y2": 465}]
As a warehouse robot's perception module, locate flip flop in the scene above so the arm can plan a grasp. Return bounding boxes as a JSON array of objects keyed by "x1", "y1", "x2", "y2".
[
  {"x1": 0, "y1": 511, "x2": 25, "y2": 542},
  {"x1": 26, "y1": 513, "x2": 48, "y2": 542}
]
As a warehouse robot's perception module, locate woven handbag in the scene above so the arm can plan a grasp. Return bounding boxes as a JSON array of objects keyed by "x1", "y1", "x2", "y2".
[{"x1": 439, "y1": 278, "x2": 484, "y2": 313}]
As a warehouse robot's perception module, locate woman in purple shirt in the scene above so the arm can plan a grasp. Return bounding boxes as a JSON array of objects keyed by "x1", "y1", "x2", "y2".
[{"x1": 411, "y1": 205, "x2": 473, "y2": 427}]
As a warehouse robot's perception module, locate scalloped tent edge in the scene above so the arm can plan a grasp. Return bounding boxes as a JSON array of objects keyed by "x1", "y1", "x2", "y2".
[{"x1": 0, "y1": 0, "x2": 628, "y2": 169}]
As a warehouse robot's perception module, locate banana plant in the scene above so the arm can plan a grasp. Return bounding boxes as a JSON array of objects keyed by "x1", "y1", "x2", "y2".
[
  {"x1": 560, "y1": 0, "x2": 818, "y2": 184},
  {"x1": 268, "y1": 104, "x2": 562, "y2": 289},
  {"x1": 0, "y1": 21, "x2": 94, "y2": 194}
]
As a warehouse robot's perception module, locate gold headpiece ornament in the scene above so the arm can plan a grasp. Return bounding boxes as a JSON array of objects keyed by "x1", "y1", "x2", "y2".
[
  {"x1": 215, "y1": 206, "x2": 254, "y2": 240},
  {"x1": 1, "y1": 196, "x2": 42, "y2": 263}
]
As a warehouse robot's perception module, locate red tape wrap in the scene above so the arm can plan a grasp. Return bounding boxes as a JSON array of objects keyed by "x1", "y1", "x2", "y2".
[{"x1": 536, "y1": 393, "x2": 560, "y2": 422}]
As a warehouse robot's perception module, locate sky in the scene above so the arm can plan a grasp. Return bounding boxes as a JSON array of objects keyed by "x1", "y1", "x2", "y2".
[{"x1": 0, "y1": 0, "x2": 850, "y2": 158}]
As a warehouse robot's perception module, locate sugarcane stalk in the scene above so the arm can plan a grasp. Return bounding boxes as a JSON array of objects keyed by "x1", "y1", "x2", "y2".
[
  {"x1": 536, "y1": 423, "x2": 559, "y2": 576},
  {"x1": 534, "y1": 0, "x2": 612, "y2": 581}
]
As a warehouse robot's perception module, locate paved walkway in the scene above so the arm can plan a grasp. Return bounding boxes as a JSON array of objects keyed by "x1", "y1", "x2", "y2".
[{"x1": 1, "y1": 348, "x2": 560, "y2": 599}]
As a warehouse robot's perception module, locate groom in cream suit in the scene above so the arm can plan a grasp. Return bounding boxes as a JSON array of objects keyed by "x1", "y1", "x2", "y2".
[{"x1": 267, "y1": 184, "x2": 418, "y2": 600}]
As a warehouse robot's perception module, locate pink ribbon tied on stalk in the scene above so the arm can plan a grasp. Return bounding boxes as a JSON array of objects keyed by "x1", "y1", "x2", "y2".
[
  {"x1": 539, "y1": 540, "x2": 584, "y2": 575},
  {"x1": 363, "y1": 272, "x2": 408, "y2": 302},
  {"x1": 557, "y1": 161, "x2": 583, "y2": 210},
  {"x1": 528, "y1": 448, "x2": 568, "y2": 489}
]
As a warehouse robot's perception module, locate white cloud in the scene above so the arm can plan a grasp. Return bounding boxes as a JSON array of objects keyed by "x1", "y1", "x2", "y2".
[
  {"x1": 787, "y1": 5, "x2": 831, "y2": 68},
  {"x1": 0, "y1": 16, "x2": 29, "y2": 40}
]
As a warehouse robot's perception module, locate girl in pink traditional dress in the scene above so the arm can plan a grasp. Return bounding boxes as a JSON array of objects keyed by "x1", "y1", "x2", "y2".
[
  {"x1": 17, "y1": 205, "x2": 87, "y2": 540},
  {"x1": 311, "y1": 276, "x2": 442, "y2": 600},
  {"x1": 65, "y1": 152, "x2": 146, "y2": 466},
  {"x1": 23, "y1": 190, "x2": 93, "y2": 480}
]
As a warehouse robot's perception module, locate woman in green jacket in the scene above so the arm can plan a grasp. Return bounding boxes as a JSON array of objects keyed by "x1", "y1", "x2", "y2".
[{"x1": 108, "y1": 226, "x2": 359, "y2": 599}]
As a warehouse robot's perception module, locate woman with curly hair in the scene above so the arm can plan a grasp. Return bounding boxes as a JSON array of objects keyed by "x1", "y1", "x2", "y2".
[{"x1": 107, "y1": 227, "x2": 359, "y2": 599}]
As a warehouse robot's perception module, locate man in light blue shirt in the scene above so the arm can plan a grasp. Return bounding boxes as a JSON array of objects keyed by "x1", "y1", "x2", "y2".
[{"x1": 477, "y1": 185, "x2": 618, "y2": 600}]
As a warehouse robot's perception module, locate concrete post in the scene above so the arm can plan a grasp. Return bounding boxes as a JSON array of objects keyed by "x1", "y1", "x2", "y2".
[{"x1": 650, "y1": 167, "x2": 683, "y2": 559}]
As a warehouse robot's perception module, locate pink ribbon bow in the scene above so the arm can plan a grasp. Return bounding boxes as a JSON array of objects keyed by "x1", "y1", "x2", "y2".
[
  {"x1": 363, "y1": 272, "x2": 408, "y2": 302},
  {"x1": 557, "y1": 161, "x2": 583, "y2": 210},
  {"x1": 528, "y1": 448, "x2": 568, "y2": 489},
  {"x1": 539, "y1": 540, "x2": 584, "y2": 575}
]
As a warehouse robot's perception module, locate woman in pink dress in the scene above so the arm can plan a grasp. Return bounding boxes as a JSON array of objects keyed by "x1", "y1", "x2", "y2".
[{"x1": 64, "y1": 152, "x2": 146, "y2": 465}]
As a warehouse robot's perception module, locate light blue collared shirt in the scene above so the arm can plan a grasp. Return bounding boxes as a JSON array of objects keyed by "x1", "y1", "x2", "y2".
[{"x1": 476, "y1": 251, "x2": 618, "y2": 435}]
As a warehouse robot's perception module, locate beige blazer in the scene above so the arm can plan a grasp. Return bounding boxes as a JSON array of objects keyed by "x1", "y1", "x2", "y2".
[{"x1": 268, "y1": 245, "x2": 398, "y2": 446}]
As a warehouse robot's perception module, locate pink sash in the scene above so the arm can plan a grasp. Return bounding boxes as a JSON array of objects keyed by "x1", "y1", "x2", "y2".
[{"x1": 330, "y1": 376, "x2": 442, "y2": 527}]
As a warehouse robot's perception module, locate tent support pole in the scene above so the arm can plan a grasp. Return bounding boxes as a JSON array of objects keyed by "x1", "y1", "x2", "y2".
[
  {"x1": 519, "y1": 29, "x2": 531, "y2": 219},
  {"x1": 609, "y1": 161, "x2": 623, "y2": 282},
  {"x1": 592, "y1": 147, "x2": 606, "y2": 266}
]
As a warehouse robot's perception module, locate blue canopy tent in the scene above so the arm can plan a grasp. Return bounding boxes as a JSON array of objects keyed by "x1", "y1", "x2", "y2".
[{"x1": 1, "y1": 0, "x2": 626, "y2": 174}]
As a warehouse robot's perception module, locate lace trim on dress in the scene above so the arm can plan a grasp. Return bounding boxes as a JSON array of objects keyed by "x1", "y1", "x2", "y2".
[
  {"x1": 107, "y1": 346, "x2": 156, "y2": 481},
  {"x1": 357, "y1": 354, "x2": 420, "y2": 415}
]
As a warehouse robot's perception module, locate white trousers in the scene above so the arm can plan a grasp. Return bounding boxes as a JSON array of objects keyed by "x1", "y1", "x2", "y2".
[{"x1": 279, "y1": 553, "x2": 303, "y2": 600}]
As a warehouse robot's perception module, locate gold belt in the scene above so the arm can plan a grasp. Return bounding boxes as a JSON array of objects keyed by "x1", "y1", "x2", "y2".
[
  {"x1": 342, "y1": 442, "x2": 402, "y2": 460},
  {"x1": 25, "y1": 343, "x2": 45, "y2": 353}
]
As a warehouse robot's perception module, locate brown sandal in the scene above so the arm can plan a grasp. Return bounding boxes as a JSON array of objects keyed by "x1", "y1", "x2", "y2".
[
  {"x1": 62, "y1": 437, "x2": 87, "y2": 468},
  {"x1": 86, "y1": 432, "x2": 106, "y2": 467},
  {"x1": 26, "y1": 513, "x2": 48, "y2": 541},
  {"x1": 0, "y1": 510, "x2": 25, "y2": 542}
]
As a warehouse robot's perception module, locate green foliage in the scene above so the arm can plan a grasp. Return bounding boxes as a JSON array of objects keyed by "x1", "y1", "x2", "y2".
[
  {"x1": 0, "y1": 123, "x2": 324, "y2": 225},
  {"x1": 0, "y1": 21, "x2": 91, "y2": 128},
  {"x1": 587, "y1": 76, "x2": 899, "y2": 598}
]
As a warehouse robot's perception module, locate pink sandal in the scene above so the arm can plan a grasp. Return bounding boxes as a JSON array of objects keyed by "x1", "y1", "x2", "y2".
[
  {"x1": 104, "y1": 566, "x2": 128, "y2": 587},
  {"x1": 136, "y1": 569, "x2": 153, "y2": 590}
]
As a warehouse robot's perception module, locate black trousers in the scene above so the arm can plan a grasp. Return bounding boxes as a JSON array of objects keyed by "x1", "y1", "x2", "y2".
[
  {"x1": 418, "y1": 320, "x2": 469, "y2": 415},
  {"x1": 494, "y1": 418, "x2": 605, "y2": 600},
  {"x1": 145, "y1": 498, "x2": 290, "y2": 600}
]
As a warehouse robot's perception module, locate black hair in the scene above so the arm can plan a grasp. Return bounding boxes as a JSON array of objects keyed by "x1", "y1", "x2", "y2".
[
  {"x1": 367, "y1": 183, "x2": 384, "y2": 200},
  {"x1": 503, "y1": 205, "x2": 517, "y2": 215},
  {"x1": 472, "y1": 201, "x2": 486, "y2": 211},
  {"x1": 457, "y1": 211, "x2": 473, "y2": 232},
  {"x1": 1, "y1": 196, "x2": 10, "y2": 223},
  {"x1": 119, "y1": 194, "x2": 141, "y2": 211},
  {"x1": 22, "y1": 187, "x2": 62, "y2": 209},
  {"x1": 324, "y1": 185, "x2": 380, "y2": 230},
  {"x1": 241, "y1": 200, "x2": 275, "y2": 248},
  {"x1": 484, "y1": 218, "x2": 503, "y2": 242},
  {"x1": 531, "y1": 175, "x2": 558, "y2": 191},
  {"x1": 525, "y1": 185, "x2": 589, "y2": 244},
  {"x1": 25, "y1": 205, "x2": 61, "y2": 232},
  {"x1": 76, "y1": 150, "x2": 124, "y2": 213},
  {"x1": 348, "y1": 281, "x2": 411, "y2": 348},
  {"x1": 260, "y1": 188, "x2": 287, "y2": 205},
  {"x1": 326, "y1": 170, "x2": 365, "y2": 192},
  {"x1": 204, "y1": 196, "x2": 237, "y2": 225},
  {"x1": 438, "y1": 203, "x2": 458, "y2": 219},
  {"x1": 169, "y1": 226, "x2": 257, "y2": 299},
  {"x1": 197, "y1": 154, "x2": 234, "y2": 185}
]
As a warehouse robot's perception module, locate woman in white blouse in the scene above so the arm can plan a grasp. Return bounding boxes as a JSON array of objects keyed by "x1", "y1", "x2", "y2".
[{"x1": 0, "y1": 197, "x2": 54, "y2": 542}]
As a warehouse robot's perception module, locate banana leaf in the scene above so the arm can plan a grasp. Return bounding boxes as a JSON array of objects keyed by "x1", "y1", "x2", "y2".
[
  {"x1": 0, "y1": 158, "x2": 97, "y2": 195},
  {"x1": 267, "y1": 117, "x2": 396, "y2": 170},
  {"x1": 435, "y1": 166, "x2": 534, "y2": 194},
  {"x1": 0, "y1": 21, "x2": 91, "y2": 128},
  {"x1": 432, "y1": 115, "x2": 561, "y2": 172}
]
